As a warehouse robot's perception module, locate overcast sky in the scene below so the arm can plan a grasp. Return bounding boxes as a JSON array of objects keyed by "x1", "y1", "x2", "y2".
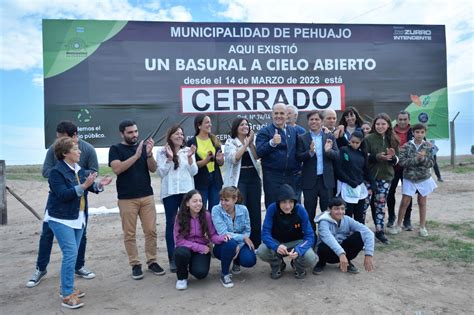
[{"x1": 1, "y1": 0, "x2": 473, "y2": 164}]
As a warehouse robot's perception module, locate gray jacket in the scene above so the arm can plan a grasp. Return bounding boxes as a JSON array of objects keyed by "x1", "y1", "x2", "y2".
[{"x1": 316, "y1": 211, "x2": 374, "y2": 257}]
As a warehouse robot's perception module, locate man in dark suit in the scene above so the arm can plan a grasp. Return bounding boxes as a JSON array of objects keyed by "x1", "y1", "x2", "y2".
[{"x1": 296, "y1": 111, "x2": 339, "y2": 231}]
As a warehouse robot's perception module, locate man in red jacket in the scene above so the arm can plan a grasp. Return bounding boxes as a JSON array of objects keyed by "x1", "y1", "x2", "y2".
[{"x1": 387, "y1": 111, "x2": 413, "y2": 230}]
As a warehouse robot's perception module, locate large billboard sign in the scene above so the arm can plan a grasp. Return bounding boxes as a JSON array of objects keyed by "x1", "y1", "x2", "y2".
[{"x1": 43, "y1": 20, "x2": 448, "y2": 147}]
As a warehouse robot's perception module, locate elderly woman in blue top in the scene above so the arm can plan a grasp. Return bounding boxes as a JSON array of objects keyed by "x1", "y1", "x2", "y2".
[
  {"x1": 211, "y1": 186, "x2": 257, "y2": 288},
  {"x1": 44, "y1": 137, "x2": 111, "y2": 309},
  {"x1": 256, "y1": 184, "x2": 317, "y2": 279},
  {"x1": 313, "y1": 197, "x2": 375, "y2": 275}
]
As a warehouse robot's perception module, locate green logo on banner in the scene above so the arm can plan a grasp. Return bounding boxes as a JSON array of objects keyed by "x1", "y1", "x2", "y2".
[
  {"x1": 404, "y1": 87, "x2": 448, "y2": 139},
  {"x1": 77, "y1": 109, "x2": 92, "y2": 123},
  {"x1": 43, "y1": 20, "x2": 128, "y2": 78}
]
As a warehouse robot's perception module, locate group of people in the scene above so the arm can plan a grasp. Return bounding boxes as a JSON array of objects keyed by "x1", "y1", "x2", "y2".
[{"x1": 26, "y1": 103, "x2": 440, "y2": 309}]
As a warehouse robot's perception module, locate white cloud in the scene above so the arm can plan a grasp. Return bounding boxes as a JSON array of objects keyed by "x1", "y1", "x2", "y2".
[
  {"x1": 0, "y1": 0, "x2": 193, "y2": 71},
  {"x1": 449, "y1": 79, "x2": 474, "y2": 94},
  {"x1": 144, "y1": 1, "x2": 164, "y2": 11},
  {"x1": 32, "y1": 73, "x2": 43, "y2": 87},
  {"x1": 168, "y1": 5, "x2": 193, "y2": 21},
  {"x1": 450, "y1": 86, "x2": 474, "y2": 95}
]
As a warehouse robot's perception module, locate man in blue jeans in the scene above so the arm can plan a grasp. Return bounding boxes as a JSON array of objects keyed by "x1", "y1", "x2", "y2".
[{"x1": 26, "y1": 121, "x2": 99, "y2": 288}]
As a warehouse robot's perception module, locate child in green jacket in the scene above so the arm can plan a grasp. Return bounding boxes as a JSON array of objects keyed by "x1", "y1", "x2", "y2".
[{"x1": 364, "y1": 113, "x2": 399, "y2": 244}]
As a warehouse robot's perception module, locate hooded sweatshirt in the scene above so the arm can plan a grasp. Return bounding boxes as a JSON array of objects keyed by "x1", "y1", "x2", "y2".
[
  {"x1": 261, "y1": 184, "x2": 314, "y2": 257},
  {"x1": 336, "y1": 146, "x2": 376, "y2": 190},
  {"x1": 315, "y1": 211, "x2": 374, "y2": 257}
]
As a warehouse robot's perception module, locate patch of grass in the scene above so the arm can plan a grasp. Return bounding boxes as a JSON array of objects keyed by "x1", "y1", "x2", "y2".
[
  {"x1": 99, "y1": 165, "x2": 115, "y2": 176},
  {"x1": 464, "y1": 229, "x2": 474, "y2": 239},
  {"x1": 376, "y1": 237, "x2": 413, "y2": 251},
  {"x1": 415, "y1": 238, "x2": 473, "y2": 263},
  {"x1": 446, "y1": 223, "x2": 463, "y2": 231},
  {"x1": 7, "y1": 174, "x2": 46, "y2": 181},
  {"x1": 444, "y1": 222, "x2": 474, "y2": 240},
  {"x1": 382, "y1": 220, "x2": 474, "y2": 264},
  {"x1": 425, "y1": 234, "x2": 441, "y2": 242},
  {"x1": 426, "y1": 220, "x2": 442, "y2": 229},
  {"x1": 452, "y1": 165, "x2": 474, "y2": 174},
  {"x1": 438, "y1": 156, "x2": 474, "y2": 170},
  {"x1": 6, "y1": 165, "x2": 45, "y2": 181}
]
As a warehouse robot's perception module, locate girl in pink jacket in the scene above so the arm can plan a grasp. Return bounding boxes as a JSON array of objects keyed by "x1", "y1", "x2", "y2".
[{"x1": 173, "y1": 190, "x2": 229, "y2": 290}]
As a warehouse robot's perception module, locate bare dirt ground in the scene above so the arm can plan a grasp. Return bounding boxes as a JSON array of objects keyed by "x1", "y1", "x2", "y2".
[{"x1": 0, "y1": 159, "x2": 473, "y2": 314}]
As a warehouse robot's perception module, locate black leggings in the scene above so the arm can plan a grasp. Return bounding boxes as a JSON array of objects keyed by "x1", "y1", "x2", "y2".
[
  {"x1": 345, "y1": 199, "x2": 366, "y2": 224},
  {"x1": 174, "y1": 246, "x2": 211, "y2": 280}
]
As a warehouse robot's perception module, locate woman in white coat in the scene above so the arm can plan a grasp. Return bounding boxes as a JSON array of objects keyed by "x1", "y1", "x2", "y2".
[
  {"x1": 223, "y1": 118, "x2": 262, "y2": 247},
  {"x1": 157, "y1": 124, "x2": 198, "y2": 272}
]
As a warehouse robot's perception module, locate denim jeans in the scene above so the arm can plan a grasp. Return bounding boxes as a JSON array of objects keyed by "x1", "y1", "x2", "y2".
[
  {"x1": 199, "y1": 172, "x2": 222, "y2": 212},
  {"x1": 213, "y1": 240, "x2": 257, "y2": 275},
  {"x1": 36, "y1": 220, "x2": 88, "y2": 272},
  {"x1": 162, "y1": 194, "x2": 184, "y2": 261},
  {"x1": 48, "y1": 220, "x2": 84, "y2": 297}
]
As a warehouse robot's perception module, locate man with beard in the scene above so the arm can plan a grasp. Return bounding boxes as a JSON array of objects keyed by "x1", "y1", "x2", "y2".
[{"x1": 109, "y1": 120, "x2": 165, "y2": 280}]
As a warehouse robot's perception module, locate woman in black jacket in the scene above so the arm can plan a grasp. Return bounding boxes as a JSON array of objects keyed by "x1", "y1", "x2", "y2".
[{"x1": 336, "y1": 131, "x2": 375, "y2": 223}]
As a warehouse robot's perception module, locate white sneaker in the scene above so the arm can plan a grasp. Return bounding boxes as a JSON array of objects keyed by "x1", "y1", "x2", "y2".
[
  {"x1": 176, "y1": 279, "x2": 188, "y2": 290},
  {"x1": 419, "y1": 226, "x2": 429, "y2": 237},
  {"x1": 387, "y1": 226, "x2": 402, "y2": 235}
]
